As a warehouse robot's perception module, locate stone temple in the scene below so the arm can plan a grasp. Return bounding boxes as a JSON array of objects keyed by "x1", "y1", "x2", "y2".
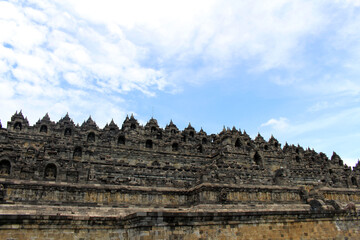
[{"x1": 0, "y1": 111, "x2": 359, "y2": 239}]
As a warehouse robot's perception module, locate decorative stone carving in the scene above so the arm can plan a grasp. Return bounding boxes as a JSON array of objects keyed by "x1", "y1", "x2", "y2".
[
  {"x1": 44, "y1": 163, "x2": 56, "y2": 180},
  {"x1": 0, "y1": 160, "x2": 10, "y2": 175},
  {"x1": 219, "y1": 188, "x2": 228, "y2": 203}
]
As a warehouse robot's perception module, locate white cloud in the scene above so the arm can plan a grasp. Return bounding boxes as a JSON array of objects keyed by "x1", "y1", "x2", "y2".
[
  {"x1": 57, "y1": 0, "x2": 328, "y2": 74},
  {"x1": 1, "y1": 0, "x2": 360, "y2": 135},
  {"x1": 308, "y1": 101, "x2": 330, "y2": 112},
  {"x1": 0, "y1": 0, "x2": 171, "y2": 126},
  {"x1": 262, "y1": 106, "x2": 360, "y2": 136},
  {"x1": 342, "y1": 0, "x2": 360, "y2": 7},
  {"x1": 0, "y1": 80, "x2": 15, "y2": 99},
  {"x1": 270, "y1": 75, "x2": 301, "y2": 86},
  {"x1": 332, "y1": 11, "x2": 360, "y2": 72},
  {"x1": 63, "y1": 72, "x2": 86, "y2": 87},
  {"x1": 260, "y1": 117, "x2": 289, "y2": 131},
  {"x1": 0, "y1": 0, "x2": 346, "y2": 99},
  {"x1": 303, "y1": 78, "x2": 360, "y2": 96},
  {"x1": 0, "y1": 0, "x2": 166, "y2": 95}
]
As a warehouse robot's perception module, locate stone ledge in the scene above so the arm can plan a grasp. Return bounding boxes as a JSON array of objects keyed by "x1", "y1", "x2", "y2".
[
  {"x1": 4, "y1": 178, "x2": 359, "y2": 193},
  {"x1": 0, "y1": 209, "x2": 357, "y2": 229}
]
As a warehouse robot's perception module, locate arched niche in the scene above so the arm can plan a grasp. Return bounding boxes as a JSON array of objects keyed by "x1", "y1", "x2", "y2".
[
  {"x1": 14, "y1": 122, "x2": 22, "y2": 131},
  {"x1": 273, "y1": 168, "x2": 289, "y2": 185},
  {"x1": 339, "y1": 159, "x2": 344, "y2": 166},
  {"x1": 0, "y1": 160, "x2": 11, "y2": 176},
  {"x1": 197, "y1": 144, "x2": 203, "y2": 153},
  {"x1": 130, "y1": 123, "x2": 136, "y2": 130},
  {"x1": 64, "y1": 128, "x2": 72, "y2": 137},
  {"x1": 145, "y1": 139, "x2": 153, "y2": 149},
  {"x1": 44, "y1": 163, "x2": 57, "y2": 180},
  {"x1": 235, "y1": 138, "x2": 241, "y2": 148},
  {"x1": 253, "y1": 151, "x2": 262, "y2": 165},
  {"x1": 172, "y1": 142, "x2": 179, "y2": 151},
  {"x1": 40, "y1": 125, "x2": 48, "y2": 133},
  {"x1": 87, "y1": 132, "x2": 95, "y2": 142},
  {"x1": 118, "y1": 135, "x2": 125, "y2": 145},
  {"x1": 189, "y1": 131, "x2": 194, "y2": 138},
  {"x1": 351, "y1": 176, "x2": 358, "y2": 186},
  {"x1": 156, "y1": 132, "x2": 162, "y2": 139},
  {"x1": 202, "y1": 138, "x2": 207, "y2": 144},
  {"x1": 73, "y1": 147, "x2": 82, "y2": 158}
]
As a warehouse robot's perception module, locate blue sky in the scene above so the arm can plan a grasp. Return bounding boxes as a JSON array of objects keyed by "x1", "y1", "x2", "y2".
[{"x1": 1, "y1": 0, "x2": 360, "y2": 165}]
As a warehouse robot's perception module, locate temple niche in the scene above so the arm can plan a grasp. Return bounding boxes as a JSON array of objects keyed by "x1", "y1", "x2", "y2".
[
  {"x1": 235, "y1": 138, "x2": 241, "y2": 148},
  {"x1": 197, "y1": 144, "x2": 203, "y2": 153},
  {"x1": 0, "y1": 160, "x2": 10, "y2": 176},
  {"x1": 40, "y1": 125, "x2": 48, "y2": 133},
  {"x1": 87, "y1": 132, "x2": 95, "y2": 142},
  {"x1": 14, "y1": 122, "x2": 22, "y2": 131},
  {"x1": 172, "y1": 142, "x2": 179, "y2": 151},
  {"x1": 145, "y1": 140, "x2": 153, "y2": 149},
  {"x1": 273, "y1": 168, "x2": 289, "y2": 185},
  {"x1": 64, "y1": 128, "x2": 72, "y2": 137},
  {"x1": 73, "y1": 147, "x2": 82, "y2": 158},
  {"x1": 253, "y1": 151, "x2": 262, "y2": 165},
  {"x1": 118, "y1": 135, "x2": 125, "y2": 145},
  {"x1": 44, "y1": 163, "x2": 57, "y2": 180},
  {"x1": 351, "y1": 176, "x2": 358, "y2": 186}
]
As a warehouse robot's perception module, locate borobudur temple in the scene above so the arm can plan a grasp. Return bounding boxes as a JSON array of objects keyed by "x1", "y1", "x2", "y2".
[{"x1": 0, "y1": 111, "x2": 360, "y2": 239}]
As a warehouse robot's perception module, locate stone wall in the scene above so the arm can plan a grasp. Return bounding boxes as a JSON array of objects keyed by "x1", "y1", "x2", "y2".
[
  {"x1": 3, "y1": 179, "x2": 360, "y2": 208},
  {"x1": 0, "y1": 211, "x2": 359, "y2": 240}
]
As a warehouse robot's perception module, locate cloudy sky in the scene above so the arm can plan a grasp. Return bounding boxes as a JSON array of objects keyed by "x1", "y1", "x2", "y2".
[{"x1": 1, "y1": 0, "x2": 360, "y2": 165}]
